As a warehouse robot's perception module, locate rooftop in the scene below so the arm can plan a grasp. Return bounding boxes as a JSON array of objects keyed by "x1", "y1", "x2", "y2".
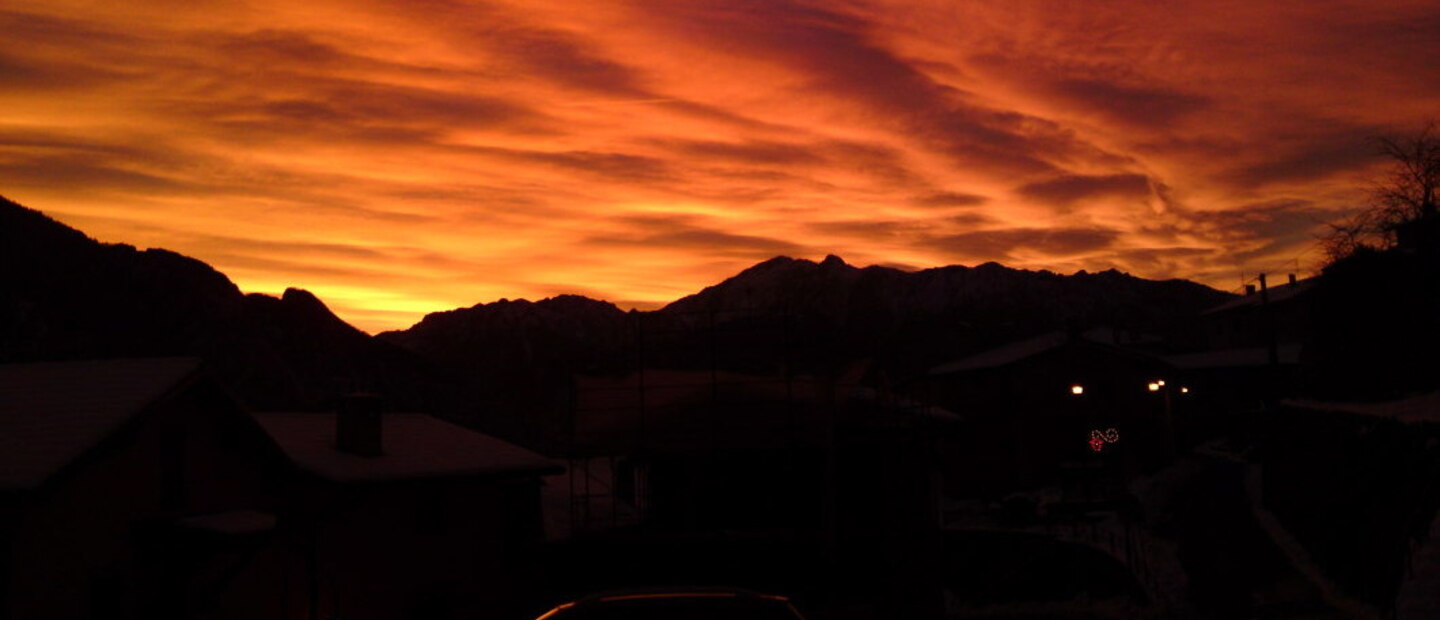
[
  {"x1": 568, "y1": 368, "x2": 958, "y2": 455},
  {"x1": 928, "y1": 332, "x2": 1070, "y2": 375},
  {"x1": 1283, "y1": 392, "x2": 1440, "y2": 424},
  {"x1": 1163, "y1": 344, "x2": 1304, "y2": 369},
  {"x1": 0, "y1": 358, "x2": 201, "y2": 490},
  {"x1": 1202, "y1": 278, "x2": 1316, "y2": 315},
  {"x1": 252, "y1": 411, "x2": 563, "y2": 482},
  {"x1": 928, "y1": 330, "x2": 1164, "y2": 376}
]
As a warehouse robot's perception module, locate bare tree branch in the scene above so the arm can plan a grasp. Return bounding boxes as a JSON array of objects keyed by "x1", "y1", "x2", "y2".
[{"x1": 1323, "y1": 121, "x2": 1440, "y2": 264}]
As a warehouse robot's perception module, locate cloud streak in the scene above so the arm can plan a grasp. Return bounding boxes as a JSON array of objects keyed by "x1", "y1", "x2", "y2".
[{"x1": 1, "y1": 0, "x2": 1436, "y2": 331}]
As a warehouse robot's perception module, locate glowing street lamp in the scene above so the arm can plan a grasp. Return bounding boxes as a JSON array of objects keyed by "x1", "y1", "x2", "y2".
[
  {"x1": 1145, "y1": 379, "x2": 1178, "y2": 461},
  {"x1": 1070, "y1": 384, "x2": 1084, "y2": 395}
]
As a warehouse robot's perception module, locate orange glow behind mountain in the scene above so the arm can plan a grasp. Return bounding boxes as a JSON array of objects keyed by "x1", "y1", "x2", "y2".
[{"x1": 3, "y1": 0, "x2": 1437, "y2": 332}]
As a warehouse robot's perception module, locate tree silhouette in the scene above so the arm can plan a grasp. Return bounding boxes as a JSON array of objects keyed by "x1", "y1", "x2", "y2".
[
  {"x1": 1323, "y1": 122, "x2": 1440, "y2": 263},
  {"x1": 1307, "y1": 122, "x2": 1440, "y2": 399}
]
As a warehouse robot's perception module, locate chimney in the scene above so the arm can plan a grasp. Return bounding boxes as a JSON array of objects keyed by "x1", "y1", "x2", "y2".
[
  {"x1": 336, "y1": 393, "x2": 383, "y2": 457},
  {"x1": 1288, "y1": 273, "x2": 1297, "y2": 286},
  {"x1": 1245, "y1": 284, "x2": 1256, "y2": 296}
]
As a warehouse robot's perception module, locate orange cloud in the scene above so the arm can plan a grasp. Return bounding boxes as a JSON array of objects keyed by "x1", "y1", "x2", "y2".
[{"x1": 2, "y1": 0, "x2": 1436, "y2": 332}]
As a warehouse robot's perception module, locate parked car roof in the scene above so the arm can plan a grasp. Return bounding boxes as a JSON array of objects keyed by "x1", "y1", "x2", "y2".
[{"x1": 536, "y1": 587, "x2": 805, "y2": 620}]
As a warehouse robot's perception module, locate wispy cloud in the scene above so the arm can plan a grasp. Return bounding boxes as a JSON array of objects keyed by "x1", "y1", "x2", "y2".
[{"x1": 1, "y1": 0, "x2": 1436, "y2": 331}]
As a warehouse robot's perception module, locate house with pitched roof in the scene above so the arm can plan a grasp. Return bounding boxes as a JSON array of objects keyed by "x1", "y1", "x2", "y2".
[
  {"x1": 252, "y1": 397, "x2": 564, "y2": 620},
  {"x1": 0, "y1": 358, "x2": 288, "y2": 620},
  {"x1": 1, "y1": 359, "x2": 565, "y2": 620}
]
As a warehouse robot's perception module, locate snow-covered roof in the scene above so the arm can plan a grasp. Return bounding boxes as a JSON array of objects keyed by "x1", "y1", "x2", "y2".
[
  {"x1": 847, "y1": 385, "x2": 963, "y2": 424},
  {"x1": 928, "y1": 332, "x2": 1071, "y2": 376},
  {"x1": 0, "y1": 358, "x2": 201, "y2": 490},
  {"x1": 1163, "y1": 344, "x2": 1304, "y2": 369},
  {"x1": 1283, "y1": 392, "x2": 1440, "y2": 424},
  {"x1": 1202, "y1": 278, "x2": 1316, "y2": 315},
  {"x1": 928, "y1": 328, "x2": 1175, "y2": 377},
  {"x1": 252, "y1": 412, "x2": 563, "y2": 483},
  {"x1": 568, "y1": 369, "x2": 954, "y2": 455},
  {"x1": 1079, "y1": 326, "x2": 1164, "y2": 347}
]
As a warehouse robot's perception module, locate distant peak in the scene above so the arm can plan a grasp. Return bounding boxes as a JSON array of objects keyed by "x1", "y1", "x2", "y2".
[
  {"x1": 542, "y1": 293, "x2": 596, "y2": 303},
  {"x1": 820, "y1": 254, "x2": 847, "y2": 267},
  {"x1": 537, "y1": 294, "x2": 622, "y2": 312},
  {"x1": 736, "y1": 255, "x2": 803, "y2": 276},
  {"x1": 281, "y1": 287, "x2": 321, "y2": 304},
  {"x1": 280, "y1": 287, "x2": 340, "y2": 317},
  {"x1": 756, "y1": 255, "x2": 801, "y2": 267}
]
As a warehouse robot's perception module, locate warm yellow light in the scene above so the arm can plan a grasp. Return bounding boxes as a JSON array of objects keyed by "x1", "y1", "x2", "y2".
[
  {"x1": 599, "y1": 593, "x2": 739, "y2": 602},
  {"x1": 1147, "y1": 382, "x2": 1161, "y2": 392},
  {"x1": 1181, "y1": 387, "x2": 1190, "y2": 394},
  {"x1": 536, "y1": 602, "x2": 576, "y2": 620},
  {"x1": 1071, "y1": 384, "x2": 1084, "y2": 395},
  {"x1": 1157, "y1": 380, "x2": 1166, "y2": 387}
]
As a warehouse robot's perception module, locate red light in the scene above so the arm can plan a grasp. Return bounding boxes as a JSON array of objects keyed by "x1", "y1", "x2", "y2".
[
  {"x1": 1089, "y1": 436, "x2": 1106, "y2": 452},
  {"x1": 1088, "y1": 428, "x2": 1119, "y2": 452}
]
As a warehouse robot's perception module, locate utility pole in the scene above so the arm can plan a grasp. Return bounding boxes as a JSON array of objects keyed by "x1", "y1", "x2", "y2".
[
  {"x1": 1259, "y1": 273, "x2": 1279, "y2": 368},
  {"x1": 1162, "y1": 382, "x2": 1176, "y2": 463},
  {"x1": 635, "y1": 311, "x2": 646, "y2": 452},
  {"x1": 821, "y1": 375, "x2": 839, "y2": 566},
  {"x1": 1258, "y1": 272, "x2": 1285, "y2": 411}
]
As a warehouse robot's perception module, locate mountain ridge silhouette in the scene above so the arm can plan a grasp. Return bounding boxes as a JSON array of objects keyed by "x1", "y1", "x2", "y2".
[
  {"x1": 0, "y1": 195, "x2": 452, "y2": 411},
  {"x1": 1, "y1": 194, "x2": 1232, "y2": 423}
]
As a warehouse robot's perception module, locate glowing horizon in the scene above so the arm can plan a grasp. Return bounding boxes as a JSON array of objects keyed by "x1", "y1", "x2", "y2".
[{"x1": 3, "y1": 0, "x2": 1437, "y2": 333}]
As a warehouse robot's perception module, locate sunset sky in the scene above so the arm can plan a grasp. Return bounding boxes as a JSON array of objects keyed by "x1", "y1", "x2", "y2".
[{"x1": 3, "y1": 0, "x2": 1437, "y2": 332}]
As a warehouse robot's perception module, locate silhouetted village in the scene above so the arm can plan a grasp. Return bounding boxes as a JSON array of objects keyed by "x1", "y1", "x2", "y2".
[{"x1": 3, "y1": 194, "x2": 1439, "y2": 619}]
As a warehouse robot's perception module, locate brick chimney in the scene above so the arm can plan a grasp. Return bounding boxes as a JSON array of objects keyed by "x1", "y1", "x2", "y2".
[
  {"x1": 336, "y1": 393, "x2": 383, "y2": 457},
  {"x1": 1288, "y1": 273, "x2": 1297, "y2": 285}
]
